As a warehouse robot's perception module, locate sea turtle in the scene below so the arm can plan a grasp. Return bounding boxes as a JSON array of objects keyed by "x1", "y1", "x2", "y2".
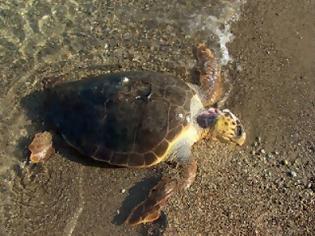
[{"x1": 30, "y1": 44, "x2": 246, "y2": 225}]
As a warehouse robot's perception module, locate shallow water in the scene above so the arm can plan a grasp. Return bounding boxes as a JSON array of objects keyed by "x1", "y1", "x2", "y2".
[{"x1": 0, "y1": 0, "x2": 245, "y2": 235}]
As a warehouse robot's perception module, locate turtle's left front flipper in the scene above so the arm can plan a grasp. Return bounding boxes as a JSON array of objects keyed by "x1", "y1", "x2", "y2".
[{"x1": 125, "y1": 160, "x2": 197, "y2": 225}]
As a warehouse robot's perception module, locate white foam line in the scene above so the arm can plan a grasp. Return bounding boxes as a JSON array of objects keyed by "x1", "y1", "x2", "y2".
[
  {"x1": 187, "y1": 0, "x2": 246, "y2": 66},
  {"x1": 63, "y1": 167, "x2": 85, "y2": 236}
]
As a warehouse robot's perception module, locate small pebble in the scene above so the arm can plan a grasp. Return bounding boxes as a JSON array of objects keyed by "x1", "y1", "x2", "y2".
[
  {"x1": 257, "y1": 136, "x2": 262, "y2": 143},
  {"x1": 20, "y1": 161, "x2": 27, "y2": 169},
  {"x1": 274, "y1": 151, "x2": 280, "y2": 155},
  {"x1": 281, "y1": 160, "x2": 289, "y2": 166},
  {"x1": 122, "y1": 77, "x2": 129, "y2": 83},
  {"x1": 20, "y1": 128, "x2": 28, "y2": 136},
  {"x1": 288, "y1": 170, "x2": 297, "y2": 177},
  {"x1": 121, "y1": 188, "x2": 126, "y2": 194},
  {"x1": 266, "y1": 153, "x2": 273, "y2": 159},
  {"x1": 260, "y1": 149, "x2": 266, "y2": 154},
  {"x1": 265, "y1": 171, "x2": 271, "y2": 177}
]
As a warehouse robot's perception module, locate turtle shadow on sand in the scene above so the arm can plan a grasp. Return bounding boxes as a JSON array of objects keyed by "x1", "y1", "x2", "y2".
[
  {"x1": 112, "y1": 175, "x2": 159, "y2": 225},
  {"x1": 19, "y1": 89, "x2": 111, "y2": 168}
]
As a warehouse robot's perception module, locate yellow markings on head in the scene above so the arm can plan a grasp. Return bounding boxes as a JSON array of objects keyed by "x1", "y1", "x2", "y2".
[
  {"x1": 215, "y1": 115, "x2": 236, "y2": 135},
  {"x1": 211, "y1": 112, "x2": 246, "y2": 146},
  {"x1": 211, "y1": 115, "x2": 239, "y2": 144}
]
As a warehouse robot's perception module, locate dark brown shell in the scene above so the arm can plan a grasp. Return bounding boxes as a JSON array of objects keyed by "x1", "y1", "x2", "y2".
[{"x1": 45, "y1": 72, "x2": 195, "y2": 167}]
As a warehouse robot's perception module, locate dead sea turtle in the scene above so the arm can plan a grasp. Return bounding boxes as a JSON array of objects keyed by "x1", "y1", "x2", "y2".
[{"x1": 30, "y1": 44, "x2": 246, "y2": 225}]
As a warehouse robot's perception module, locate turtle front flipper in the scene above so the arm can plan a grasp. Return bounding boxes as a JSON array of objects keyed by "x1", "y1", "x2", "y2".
[
  {"x1": 125, "y1": 160, "x2": 197, "y2": 225},
  {"x1": 195, "y1": 43, "x2": 224, "y2": 107}
]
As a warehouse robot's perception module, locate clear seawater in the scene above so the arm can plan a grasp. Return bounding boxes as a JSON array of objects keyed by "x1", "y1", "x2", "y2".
[{"x1": 0, "y1": 0, "x2": 245, "y2": 235}]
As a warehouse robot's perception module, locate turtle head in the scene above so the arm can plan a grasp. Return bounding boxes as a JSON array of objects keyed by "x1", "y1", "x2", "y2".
[{"x1": 197, "y1": 108, "x2": 246, "y2": 146}]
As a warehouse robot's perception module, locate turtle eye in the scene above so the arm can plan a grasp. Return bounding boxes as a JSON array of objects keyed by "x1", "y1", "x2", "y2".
[{"x1": 236, "y1": 125, "x2": 243, "y2": 137}]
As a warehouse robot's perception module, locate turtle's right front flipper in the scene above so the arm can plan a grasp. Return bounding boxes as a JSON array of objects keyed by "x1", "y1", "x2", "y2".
[
  {"x1": 195, "y1": 43, "x2": 223, "y2": 107},
  {"x1": 125, "y1": 160, "x2": 197, "y2": 225}
]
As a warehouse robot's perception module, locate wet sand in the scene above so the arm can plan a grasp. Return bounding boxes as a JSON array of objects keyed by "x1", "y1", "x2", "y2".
[
  {"x1": 166, "y1": 0, "x2": 315, "y2": 235},
  {"x1": 1, "y1": 0, "x2": 315, "y2": 235},
  {"x1": 225, "y1": 0, "x2": 315, "y2": 234}
]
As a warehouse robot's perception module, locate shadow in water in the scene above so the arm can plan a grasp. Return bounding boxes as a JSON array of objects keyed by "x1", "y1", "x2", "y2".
[
  {"x1": 20, "y1": 86, "x2": 114, "y2": 168},
  {"x1": 112, "y1": 175, "x2": 160, "y2": 225}
]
